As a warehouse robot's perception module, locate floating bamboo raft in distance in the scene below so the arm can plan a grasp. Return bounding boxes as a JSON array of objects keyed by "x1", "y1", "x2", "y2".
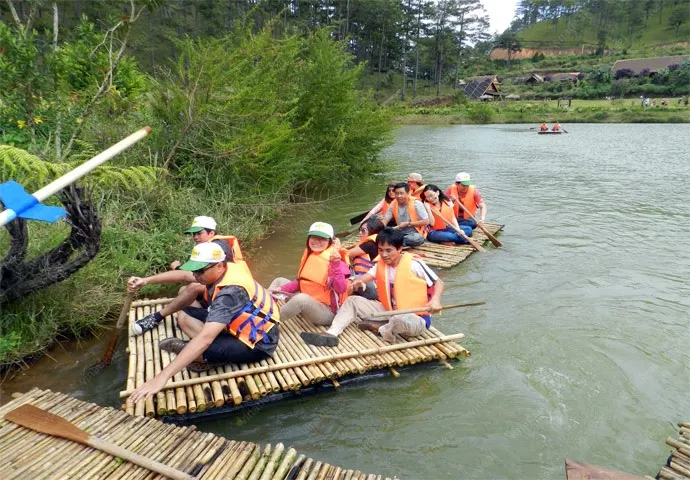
[
  {"x1": 341, "y1": 222, "x2": 504, "y2": 269},
  {"x1": 0, "y1": 389, "x2": 396, "y2": 480},
  {"x1": 658, "y1": 422, "x2": 690, "y2": 480},
  {"x1": 123, "y1": 298, "x2": 469, "y2": 421}
]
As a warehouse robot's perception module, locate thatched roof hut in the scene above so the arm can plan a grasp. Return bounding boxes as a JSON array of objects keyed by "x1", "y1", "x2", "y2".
[{"x1": 463, "y1": 75, "x2": 501, "y2": 100}]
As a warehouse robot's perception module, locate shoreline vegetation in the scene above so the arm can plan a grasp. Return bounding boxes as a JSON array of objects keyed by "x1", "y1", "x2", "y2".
[{"x1": 390, "y1": 98, "x2": 690, "y2": 125}]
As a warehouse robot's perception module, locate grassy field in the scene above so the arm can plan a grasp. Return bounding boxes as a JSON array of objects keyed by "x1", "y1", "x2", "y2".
[{"x1": 390, "y1": 98, "x2": 690, "y2": 125}]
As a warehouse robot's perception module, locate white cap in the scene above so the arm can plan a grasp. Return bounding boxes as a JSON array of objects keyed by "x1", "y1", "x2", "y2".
[
  {"x1": 307, "y1": 221, "x2": 334, "y2": 239},
  {"x1": 179, "y1": 242, "x2": 226, "y2": 271},
  {"x1": 455, "y1": 172, "x2": 472, "y2": 185},
  {"x1": 185, "y1": 216, "x2": 217, "y2": 233}
]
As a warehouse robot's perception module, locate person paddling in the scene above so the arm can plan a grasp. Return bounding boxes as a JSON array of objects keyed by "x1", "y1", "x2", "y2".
[
  {"x1": 552, "y1": 121, "x2": 560, "y2": 132},
  {"x1": 127, "y1": 242, "x2": 280, "y2": 408},
  {"x1": 540, "y1": 122, "x2": 548, "y2": 132},
  {"x1": 445, "y1": 172, "x2": 487, "y2": 229},
  {"x1": 300, "y1": 228, "x2": 443, "y2": 347},
  {"x1": 421, "y1": 184, "x2": 472, "y2": 245},
  {"x1": 360, "y1": 183, "x2": 397, "y2": 226},
  {"x1": 269, "y1": 222, "x2": 350, "y2": 327}
]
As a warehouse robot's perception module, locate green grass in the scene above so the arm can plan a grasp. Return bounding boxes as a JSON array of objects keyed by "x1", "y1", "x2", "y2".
[
  {"x1": 390, "y1": 98, "x2": 690, "y2": 125},
  {"x1": 518, "y1": 6, "x2": 690, "y2": 50}
]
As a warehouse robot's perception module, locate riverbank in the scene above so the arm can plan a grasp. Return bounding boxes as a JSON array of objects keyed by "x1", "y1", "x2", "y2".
[{"x1": 388, "y1": 98, "x2": 690, "y2": 124}]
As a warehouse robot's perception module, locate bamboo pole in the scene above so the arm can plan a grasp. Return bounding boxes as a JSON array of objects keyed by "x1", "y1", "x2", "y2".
[
  {"x1": 156, "y1": 320, "x2": 181, "y2": 414},
  {"x1": 131, "y1": 297, "x2": 174, "y2": 308},
  {"x1": 369, "y1": 301, "x2": 485, "y2": 319},
  {"x1": 240, "y1": 363, "x2": 263, "y2": 400},
  {"x1": 258, "y1": 442, "x2": 285, "y2": 480},
  {"x1": 231, "y1": 443, "x2": 261, "y2": 480},
  {"x1": 166, "y1": 315, "x2": 195, "y2": 413},
  {"x1": 295, "y1": 457, "x2": 314, "y2": 480},
  {"x1": 279, "y1": 324, "x2": 329, "y2": 382},
  {"x1": 125, "y1": 313, "x2": 137, "y2": 416},
  {"x1": 134, "y1": 307, "x2": 147, "y2": 416},
  {"x1": 202, "y1": 441, "x2": 245, "y2": 480},
  {"x1": 120, "y1": 333, "x2": 465, "y2": 397},
  {"x1": 271, "y1": 448, "x2": 298, "y2": 480},
  {"x1": 151, "y1": 325, "x2": 167, "y2": 415},
  {"x1": 143, "y1": 306, "x2": 157, "y2": 416},
  {"x1": 247, "y1": 443, "x2": 273, "y2": 480}
]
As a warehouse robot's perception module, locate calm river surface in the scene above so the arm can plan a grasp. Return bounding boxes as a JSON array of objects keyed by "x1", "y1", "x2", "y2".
[{"x1": 2, "y1": 124, "x2": 689, "y2": 479}]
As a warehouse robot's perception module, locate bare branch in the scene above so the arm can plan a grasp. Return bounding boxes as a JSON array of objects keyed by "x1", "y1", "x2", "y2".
[{"x1": 6, "y1": 0, "x2": 22, "y2": 28}]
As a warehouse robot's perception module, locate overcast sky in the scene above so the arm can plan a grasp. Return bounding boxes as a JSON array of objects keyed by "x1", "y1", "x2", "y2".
[{"x1": 482, "y1": 0, "x2": 519, "y2": 34}]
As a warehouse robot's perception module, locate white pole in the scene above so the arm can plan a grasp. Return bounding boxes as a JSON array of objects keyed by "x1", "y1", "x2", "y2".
[{"x1": 0, "y1": 126, "x2": 151, "y2": 228}]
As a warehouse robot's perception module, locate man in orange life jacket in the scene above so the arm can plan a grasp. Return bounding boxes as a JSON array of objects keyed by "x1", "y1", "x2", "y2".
[
  {"x1": 128, "y1": 216, "x2": 244, "y2": 336},
  {"x1": 381, "y1": 182, "x2": 430, "y2": 247},
  {"x1": 445, "y1": 172, "x2": 487, "y2": 230},
  {"x1": 127, "y1": 242, "x2": 279, "y2": 406},
  {"x1": 300, "y1": 228, "x2": 443, "y2": 347},
  {"x1": 407, "y1": 172, "x2": 427, "y2": 201}
]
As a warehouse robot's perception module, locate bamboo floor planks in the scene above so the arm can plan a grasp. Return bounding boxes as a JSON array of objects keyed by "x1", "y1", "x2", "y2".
[
  {"x1": 657, "y1": 422, "x2": 690, "y2": 480},
  {"x1": 341, "y1": 222, "x2": 504, "y2": 268},
  {"x1": 122, "y1": 299, "x2": 469, "y2": 420},
  {"x1": 0, "y1": 389, "x2": 397, "y2": 480}
]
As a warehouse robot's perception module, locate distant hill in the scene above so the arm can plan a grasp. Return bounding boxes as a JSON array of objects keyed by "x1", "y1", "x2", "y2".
[{"x1": 492, "y1": 1, "x2": 690, "y2": 60}]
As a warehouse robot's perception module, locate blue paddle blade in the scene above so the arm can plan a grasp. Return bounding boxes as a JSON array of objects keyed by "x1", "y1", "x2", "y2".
[{"x1": 0, "y1": 180, "x2": 66, "y2": 223}]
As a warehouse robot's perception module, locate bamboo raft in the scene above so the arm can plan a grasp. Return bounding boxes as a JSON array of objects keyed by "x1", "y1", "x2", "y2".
[
  {"x1": 341, "y1": 221, "x2": 503, "y2": 269},
  {"x1": 658, "y1": 422, "x2": 690, "y2": 480},
  {"x1": 0, "y1": 388, "x2": 396, "y2": 480},
  {"x1": 122, "y1": 298, "x2": 469, "y2": 421}
]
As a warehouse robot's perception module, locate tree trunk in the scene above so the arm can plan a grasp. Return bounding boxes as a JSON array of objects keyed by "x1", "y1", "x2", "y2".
[
  {"x1": 413, "y1": 0, "x2": 422, "y2": 98},
  {"x1": 377, "y1": 23, "x2": 385, "y2": 92},
  {"x1": 53, "y1": 2, "x2": 61, "y2": 160}
]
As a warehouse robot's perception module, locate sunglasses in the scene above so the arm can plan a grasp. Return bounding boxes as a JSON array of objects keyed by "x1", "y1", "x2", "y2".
[{"x1": 193, "y1": 264, "x2": 215, "y2": 274}]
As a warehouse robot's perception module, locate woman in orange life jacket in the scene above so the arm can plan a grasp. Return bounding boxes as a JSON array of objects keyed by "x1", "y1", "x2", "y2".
[
  {"x1": 127, "y1": 242, "x2": 280, "y2": 405},
  {"x1": 347, "y1": 216, "x2": 385, "y2": 300},
  {"x1": 268, "y1": 221, "x2": 350, "y2": 327},
  {"x1": 300, "y1": 227, "x2": 444, "y2": 347},
  {"x1": 421, "y1": 184, "x2": 473, "y2": 245},
  {"x1": 359, "y1": 183, "x2": 397, "y2": 226},
  {"x1": 445, "y1": 172, "x2": 487, "y2": 230},
  {"x1": 540, "y1": 122, "x2": 548, "y2": 131}
]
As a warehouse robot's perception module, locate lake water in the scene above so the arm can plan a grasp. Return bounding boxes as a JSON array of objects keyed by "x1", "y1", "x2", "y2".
[{"x1": 2, "y1": 124, "x2": 689, "y2": 479}]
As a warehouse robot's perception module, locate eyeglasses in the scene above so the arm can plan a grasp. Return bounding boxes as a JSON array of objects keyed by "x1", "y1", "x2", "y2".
[{"x1": 194, "y1": 264, "x2": 215, "y2": 275}]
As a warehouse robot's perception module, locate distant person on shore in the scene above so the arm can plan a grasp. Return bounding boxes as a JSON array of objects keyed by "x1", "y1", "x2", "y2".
[
  {"x1": 540, "y1": 122, "x2": 548, "y2": 131},
  {"x1": 552, "y1": 122, "x2": 560, "y2": 132},
  {"x1": 407, "y1": 172, "x2": 427, "y2": 201},
  {"x1": 128, "y1": 216, "x2": 245, "y2": 336},
  {"x1": 269, "y1": 222, "x2": 350, "y2": 327},
  {"x1": 422, "y1": 184, "x2": 472, "y2": 245},
  {"x1": 445, "y1": 172, "x2": 487, "y2": 229},
  {"x1": 300, "y1": 228, "x2": 443, "y2": 348},
  {"x1": 127, "y1": 242, "x2": 280, "y2": 404},
  {"x1": 381, "y1": 182, "x2": 429, "y2": 247},
  {"x1": 360, "y1": 183, "x2": 397, "y2": 226}
]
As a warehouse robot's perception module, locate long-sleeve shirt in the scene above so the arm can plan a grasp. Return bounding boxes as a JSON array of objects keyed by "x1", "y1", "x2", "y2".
[{"x1": 279, "y1": 259, "x2": 350, "y2": 313}]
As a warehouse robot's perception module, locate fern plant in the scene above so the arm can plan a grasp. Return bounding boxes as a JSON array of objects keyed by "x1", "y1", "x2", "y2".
[{"x1": 0, "y1": 145, "x2": 163, "y2": 194}]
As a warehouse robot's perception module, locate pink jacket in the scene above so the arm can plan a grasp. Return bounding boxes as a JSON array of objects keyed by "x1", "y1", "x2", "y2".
[{"x1": 280, "y1": 259, "x2": 350, "y2": 313}]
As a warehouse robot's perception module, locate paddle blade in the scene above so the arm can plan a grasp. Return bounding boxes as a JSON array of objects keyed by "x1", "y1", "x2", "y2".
[
  {"x1": 349, "y1": 211, "x2": 368, "y2": 225},
  {"x1": 4, "y1": 404, "x2": 89, "y2": 445}
]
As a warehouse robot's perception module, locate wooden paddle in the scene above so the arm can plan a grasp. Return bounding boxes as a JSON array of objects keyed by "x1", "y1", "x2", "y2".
[
  {"x1": 335, "y1": 225, "x2": 359, "y2": 238},
  {"x1": 349, "y1": 211, "x2": 368, "y2": 225},
  {"x1": 452, "y1": 202, "x2": 503, "y2": 248},
  {"x1": 97, "y1": 292, "x2": 135, "y2": 367},
  {"x1": 429, "y1": 207, "x2": 486, "y2": 252},
  {"x1": 4, "y1": 404, "x2": 194, "y2": 480},
  {"x1": 368, "y1": 301, "x2": 485, "y2": 319},
  {"x1": 561, "y1": 127, "x2": 569, "y2": 133}
]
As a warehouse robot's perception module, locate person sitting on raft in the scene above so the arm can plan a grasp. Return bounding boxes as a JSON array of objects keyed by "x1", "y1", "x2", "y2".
[
  {"x1": 127, "y1": 242, "x2": 280, "y2": 404},
  {"x1": 552, "y1": 121, "x2": 560, "y2": 132},
  {"x1": 128, "y1": 216, "x2": 245, "y2": 336},
  {"x1": 360, "y1": 183, "x2": 397, "y2": 226},
  {"x1": 540, "y1": 122, "x2": 548, "y2": 132},
  {"x1": 269, "y1": 222, "x2": 350, "y2": 326},
  {"x1": 300, "y1": 228, "x2": 443, "y2": 347},
  {"x1": 381, "y1": 182, "x2": 430, "y2": 247},
  {"x1": 347, "y1": 217, "x2": 385, "y2": 300},
  {"x1": 445, "y1": 172, "x2": 487, "y2": 229},
  {"x1": 421, "y1": 184, "x2": 473, "y2": 245},
  {"x1": 406, "y1": 172, "x2": 427, "y2": 201}
]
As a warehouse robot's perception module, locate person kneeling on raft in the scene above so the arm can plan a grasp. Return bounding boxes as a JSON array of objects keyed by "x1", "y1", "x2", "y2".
[
  {"x1": 300, "y1": 227, "x2": 443, "y2": 347},
  {"x1": 269, "y1": 221, "x2": 350, "y2": 326},
  {"x1": 127, "y1": 242, "x2": 280, "y2": 405}
]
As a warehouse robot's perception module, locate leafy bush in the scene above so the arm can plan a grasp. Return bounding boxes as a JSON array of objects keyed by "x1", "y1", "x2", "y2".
[
  {"x1": 468, "y1": 104, "x2": 494, "y2": 123},
  {"x1": 614, "y1": 68, "x2": 635, "y2": 80}
]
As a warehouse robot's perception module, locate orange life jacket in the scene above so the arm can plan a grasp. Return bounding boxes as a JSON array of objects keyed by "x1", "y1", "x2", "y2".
[
  {"x1": 297, "y1": 247, "x2": 348, "y2": 307},
  {"x1": 381, "y1": 199, "x2": 392, "y2": 217},
  {"x1": 203, "y1": 262, "x2": 279, "y2": 349},
  {"x1": 351, "y1": 234, "x2": 378, "y2": 275},
  {"x1": 540, "y1": 123, "x2": 548, "y2": 131},
  {"x1": 553, "y1": 124, "x2": 560, "y2": 131},
  {"x1": 374, "y1": 252, "x2": 431, "y2": 327},
  {"x1": 212, "y1": 235, "x2": 244, "y2": 262},
  {"x1": 447, "y1": 184, "x2": 477, "y2": 219},
  {"x1": 410, "y1": 184, "x2": 426, "y2": 201},
  {"x1": 427, "y1": 200, "x2": 455, "y2": 230},
  {"x1": 389, "y1": 198, "x2": 428, "y2": 237}
]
